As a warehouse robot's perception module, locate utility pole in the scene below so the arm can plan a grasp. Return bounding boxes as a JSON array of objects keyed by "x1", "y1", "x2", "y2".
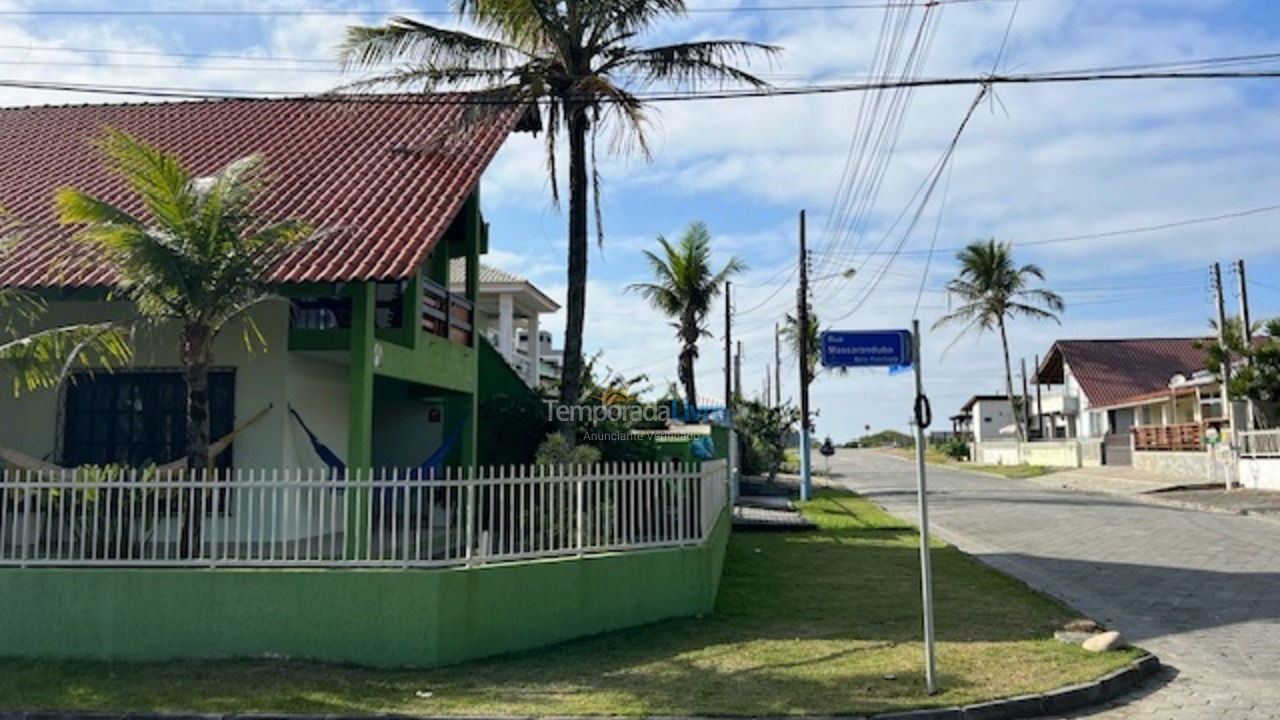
[
  {"x1": 1236, "y1": 259, "x2": 1254, "y2": 431},
  {"x1": 774, "y1": 322, "x2": 782, "y2": 408},
  {"x1": 1212, "y1": 263, "x2": 1234, "y2": 490},
  {"x1": 797, "y1": 209, "x2": 813, "y2": 501},
  {"x1": 725, "y1": 280, "x2": 737, "y2": 496},
  {"x1": 734, "y1": 341, "x2": 742, "y2": 402},
  {"x1": 1034, "y1": 353, "x2": 1043, "y2": 438},
  {"x1": 1020, "y1": 358, "x2": 1031, "y2": 439}
]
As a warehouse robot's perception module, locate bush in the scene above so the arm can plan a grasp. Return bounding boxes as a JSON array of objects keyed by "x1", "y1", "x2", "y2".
[
  {"x1": 535, "y1": 433, "x2": 603, "y2": 467},
  {"x1": 939, "y1": 436, "x2": 970, "y2": 461}
]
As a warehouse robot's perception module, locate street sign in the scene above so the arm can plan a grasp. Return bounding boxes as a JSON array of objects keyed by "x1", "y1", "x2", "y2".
[{"x1": 821, "y1": 329, "x2": 913, "y2": 367}]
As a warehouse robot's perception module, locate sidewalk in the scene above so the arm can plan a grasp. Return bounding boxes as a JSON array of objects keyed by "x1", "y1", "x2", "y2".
[{"x1": 1026, "y1": 465, "x2": 1280, "y2": 520}]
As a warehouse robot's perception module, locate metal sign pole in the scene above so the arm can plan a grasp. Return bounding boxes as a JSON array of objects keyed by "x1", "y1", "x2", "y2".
[{"x1": 910, "y1": 319, "x2": 939, "y2": 695}]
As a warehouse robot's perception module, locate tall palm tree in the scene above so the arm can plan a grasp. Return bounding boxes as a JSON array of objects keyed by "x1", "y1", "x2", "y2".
[
  {"x1": 56, "y1": 130, "x2": 312, "y2": 471},
  {"x1": 0, "y1": 222, "x2": 132, "y2": 397},
  {"x1": 628, "y1": 221, "x2": 742, "y2": 409},
  {"x1": 340, "y1": 1, "x2": 778, "y2": 439},
  {"x1": 934, "y1": 239, "x2": 1064, "y2": 442}
]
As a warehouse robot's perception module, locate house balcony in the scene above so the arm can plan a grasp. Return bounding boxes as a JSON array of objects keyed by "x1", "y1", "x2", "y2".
[
  {"x1": 287, "y1": 278, "x2": 474, "y2": 352},
  {"x1": 1037, "y1": 392, "x2": 1079, "y2": 416},
  {"x1": 1132, "y1": 422, "x2": 1204, "y2": 452}
]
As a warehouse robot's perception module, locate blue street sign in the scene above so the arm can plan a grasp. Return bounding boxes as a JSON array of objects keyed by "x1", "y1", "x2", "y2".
[{"x1": 820, "y1": 329, "x2": 913, "y2": 368}]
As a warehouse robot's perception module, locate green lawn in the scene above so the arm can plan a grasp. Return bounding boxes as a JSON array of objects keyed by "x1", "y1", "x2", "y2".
[
  {"x1": 0, "y1": 491, "x2": 1137, "y2": 716},
  {"x1": 888, "y1": 447, "x2": 1057, "y2": 479}
]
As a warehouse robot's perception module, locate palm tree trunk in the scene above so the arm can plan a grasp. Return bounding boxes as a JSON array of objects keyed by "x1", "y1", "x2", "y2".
[
  {"x1": 997, "y1": 317, "x2": 1026, "y2": 442},
  {"x1": 180, "y1": 322, "x2": 212, "y2": 558},
  {"x1": 557, "y1": 105, "x2": 590, "y2": 443},
  {"x1": 679, "y1": 342, "x2": 697, "y2": 410}
]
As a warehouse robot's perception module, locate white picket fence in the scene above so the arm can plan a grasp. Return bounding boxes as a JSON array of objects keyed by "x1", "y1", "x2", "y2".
[
  {"x1": 1239, "y1": 429, "x2": 1280, "y2": 458},
  {"x1": 0, "y1": 460, "x2": 729, "y2": 568}
]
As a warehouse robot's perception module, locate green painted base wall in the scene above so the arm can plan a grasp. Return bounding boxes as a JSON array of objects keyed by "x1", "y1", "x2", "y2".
[{"x1": 0, "y1": 511, "x2": 730, "y2": 668}]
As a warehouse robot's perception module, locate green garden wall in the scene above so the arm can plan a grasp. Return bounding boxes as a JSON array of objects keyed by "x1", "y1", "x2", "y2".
[{"x1": 0, "y1": 510, "x2": 730, "y2": 668}]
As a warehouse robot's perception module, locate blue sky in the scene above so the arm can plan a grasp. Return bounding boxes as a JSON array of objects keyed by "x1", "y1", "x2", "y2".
[{"x1": 2, "y1": 0, "x2": 1280, "y2": 440}]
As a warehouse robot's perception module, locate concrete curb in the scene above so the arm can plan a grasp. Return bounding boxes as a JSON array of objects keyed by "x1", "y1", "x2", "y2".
[{"x1": 0, "y1": 655, "x2": 1162, "y2": 720}]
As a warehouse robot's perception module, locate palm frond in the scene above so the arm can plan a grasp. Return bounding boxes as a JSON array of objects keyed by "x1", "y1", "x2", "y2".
[
  {"x1": 340, "y1": 16, "x2": 522, "y2": 72},
  {"x1": 607, "y1": 40, "x2": 779, "y2": 89},
  {"x1": 0, "y1": 323, "x2": 132, "y2": 396}
]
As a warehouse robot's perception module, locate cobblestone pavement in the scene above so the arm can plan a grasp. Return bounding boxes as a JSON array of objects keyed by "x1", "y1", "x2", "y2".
[{"x1": 829, "y1": 450, "x2": 1280, "y2": 719}]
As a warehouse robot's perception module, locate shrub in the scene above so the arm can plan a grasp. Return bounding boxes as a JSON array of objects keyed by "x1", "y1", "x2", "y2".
[{"x1": 536, "y1": 433, "x2": 602, "y2": 467}]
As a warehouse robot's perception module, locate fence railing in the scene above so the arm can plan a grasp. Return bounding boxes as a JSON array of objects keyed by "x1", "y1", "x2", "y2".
[
  {"x1": 0, "y1": 460, "x2": 729, "y2": 568},
  {"x1": 1240, "y1": 429, "x2": 1280, "y2": 458}
]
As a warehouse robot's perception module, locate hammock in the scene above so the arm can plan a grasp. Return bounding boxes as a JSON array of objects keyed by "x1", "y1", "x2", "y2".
[
  {"x1": 0, "y1": 404, "x2": 274, "y2": 475},
  {"x1": 288, "y1": 406, "x2": 467, "y2": 476}
]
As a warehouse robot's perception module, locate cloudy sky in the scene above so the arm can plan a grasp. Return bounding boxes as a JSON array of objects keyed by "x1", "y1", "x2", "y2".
[{"x1": 2, "y1": 0, "x2": 1279, "y2": 440}]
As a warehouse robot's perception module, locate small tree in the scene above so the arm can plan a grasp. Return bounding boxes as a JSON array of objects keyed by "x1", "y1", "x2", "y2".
[
  {"x1": 1203, "y1": 316, "x2": 1280, "y2": 427},
  {"x1": 57, "y1": 130, "x2": 312, "y2": 471},
  {"x1": 737, "y1": 397, "x2": 799, "y2": 480}
]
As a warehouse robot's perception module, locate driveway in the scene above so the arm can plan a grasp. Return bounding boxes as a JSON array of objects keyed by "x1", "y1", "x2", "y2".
[{"x1": 830, "y1": 449, "x2": 1280, "y2": 719}]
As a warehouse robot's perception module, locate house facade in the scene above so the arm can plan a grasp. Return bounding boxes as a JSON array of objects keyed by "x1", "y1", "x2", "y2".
[{"x1": 0, "y1": 97, "x2": 532, "y2": 474}]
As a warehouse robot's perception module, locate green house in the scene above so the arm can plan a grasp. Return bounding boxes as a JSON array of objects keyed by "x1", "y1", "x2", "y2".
[{"x1": 0, "y1": 97, "x2": 536, "y2": 473}]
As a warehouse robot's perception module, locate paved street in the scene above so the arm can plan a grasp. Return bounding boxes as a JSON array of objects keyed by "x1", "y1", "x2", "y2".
[{"x1": 830, "y1": 450, "x2": 1280, "y2": 719}]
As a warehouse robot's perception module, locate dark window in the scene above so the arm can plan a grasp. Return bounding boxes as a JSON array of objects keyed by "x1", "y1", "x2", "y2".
[{"x1": 62, "y1": 371, "x2": 235, "y2": 469}]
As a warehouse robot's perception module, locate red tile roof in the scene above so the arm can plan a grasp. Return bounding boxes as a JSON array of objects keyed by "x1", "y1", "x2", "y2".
[
  {"x1": 1035, "y1": 338, "x2": 1209, "y2": 408},
  {"x1": 0, "y1": 96, "x2": 520, "y2": 288}
]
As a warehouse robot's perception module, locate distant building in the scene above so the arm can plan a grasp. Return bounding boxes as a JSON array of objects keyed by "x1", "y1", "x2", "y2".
[{"x1": 449, "y1": 259, "x2": 562, "y2": 391}]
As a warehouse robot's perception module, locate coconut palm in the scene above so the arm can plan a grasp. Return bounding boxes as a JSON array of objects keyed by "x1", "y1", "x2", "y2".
[
  {"x1": 628, "y1": 221, "x2": 742, "y2": 409},
  {"x1": 0, "y1": 222, "x2": 132, "y2": 397},
  {"x1": 933, "y1": 239, "x2": 1064, "y2": 441},
  {"x1": 56, "y1": 130, "x2": 312, "y2": 471},
  {"x1": 340, "y1": 1, "x2": 778, "y2": 438},
  {"x1": 781, "y1": 310, "x2": 846, "y2": 380}
]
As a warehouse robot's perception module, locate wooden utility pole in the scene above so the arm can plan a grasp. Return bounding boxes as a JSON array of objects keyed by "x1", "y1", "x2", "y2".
[
  {"x1": 1034, "y1": 353, "x2": 1043, "y2": 438},
  {"x1": 1021, "y1": 357, "x2": 1031, "y2": 439},
  {"x1": 797, "y1": 210, "x2": 812, "y2": 501},
  {"x1": 774, "y1": 322, "x2": 782, "y2": 408},
  {"x1": 724, "y1": 281, "x2": 733, "y2": 409},
  {"x1": 1236, "y1": 259, "x2": 1253, "y2": 430},
  {"x1": 1211, "y1": 262, "x2": 1235, "y2": 490},
  {"x1": 734, "y1": 341, "x2": 742, "y2": 402}
]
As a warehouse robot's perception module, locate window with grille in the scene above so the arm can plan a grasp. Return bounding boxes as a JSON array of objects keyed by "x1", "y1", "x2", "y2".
[{"x1": 61, "y1": 370, "x2": 236, "y2": 469}]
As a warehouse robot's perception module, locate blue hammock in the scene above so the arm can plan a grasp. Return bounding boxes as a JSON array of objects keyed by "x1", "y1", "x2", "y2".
[{"x1": 288, "y1": 406, "x2": 466, "y2": 477}]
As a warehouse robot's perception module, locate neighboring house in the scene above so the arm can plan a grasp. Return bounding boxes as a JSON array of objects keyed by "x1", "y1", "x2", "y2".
[
  {"x1": 1031, "y1": 338, "x2": 1216, "y2": 466},
  {"x1": 0, "y1": 97, "x2": 531, "y2": 473},
  {"x1": 448, "y1": 259, "x2": 562, "y2": 391},
  {"x1": 959, "y1": 395, "x2": 1023, "y2": 444}
]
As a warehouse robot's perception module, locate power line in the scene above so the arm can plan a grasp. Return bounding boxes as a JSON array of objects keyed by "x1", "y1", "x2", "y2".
[
  {"x1": 857, "y1": 202, "x2": 1280, "y2": 256},
  {"x1": 6, "y1": 67, "x2": 1280, "y2": 104},
  {"x1": 0, "y1": 1, "x2": 1055, "y2": 17}
]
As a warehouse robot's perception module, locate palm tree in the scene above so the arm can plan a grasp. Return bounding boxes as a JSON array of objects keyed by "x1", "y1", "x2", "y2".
[
  {"x1": 781, "y1": 311, "x2": 846, "y2": 381},
  {"x1": 340, "y1": 1, "x2": 778, "y2": 438},
  {"x1": 628, "y1": 222, "x2": 742, "y2": 409},
  {"x1": 56, "y1": 130, "x2": 312, "y2": 471},
  {"x1": 0, "y1": 223, "x2": 132, "y2": 397},
  {"x1": 933, "y1": 239, "x2": 1064, "y2": 442}
]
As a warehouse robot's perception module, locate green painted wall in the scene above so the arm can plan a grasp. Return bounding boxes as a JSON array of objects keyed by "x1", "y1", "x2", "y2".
[
  {"x1": 0, "y1": 511, "x2": 730, "y2": 668},
  {"x1": 476, "y1": 336, "x2": 550, "y2": 465}
]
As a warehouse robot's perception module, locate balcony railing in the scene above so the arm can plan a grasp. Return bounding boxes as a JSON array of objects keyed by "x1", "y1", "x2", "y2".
[
  {"x1": 0, "y1": 460, "x2": 728, "y2": 568},
  {"x1": 1132, "y1": 422, "x2": 1204, "y2": 452},
  {"x1": 423, "y1": 279, "x2": 474, "y2": 347}
]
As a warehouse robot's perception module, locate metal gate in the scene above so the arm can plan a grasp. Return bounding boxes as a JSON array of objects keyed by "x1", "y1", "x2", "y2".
[{"x1": 1103, "y1": 433, "x2": 1132, "y2": 466}]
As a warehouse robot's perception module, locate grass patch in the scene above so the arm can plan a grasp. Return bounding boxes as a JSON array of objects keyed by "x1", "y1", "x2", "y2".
[
  {"x1": 0, "y1": 491, "x2": 1136, "y2": 716},
  {"x1": 887, "y1": 447, "x2": 1056, "y2": 479}
]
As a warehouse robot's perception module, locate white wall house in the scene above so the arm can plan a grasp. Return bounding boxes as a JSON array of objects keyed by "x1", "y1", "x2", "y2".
[{"x1": 449, "y1": 260, "x2": 562, "y2": 391}]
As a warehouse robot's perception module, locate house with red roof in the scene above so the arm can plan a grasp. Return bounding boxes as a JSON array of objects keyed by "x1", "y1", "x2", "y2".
[
  {"x1": 0, "y1": 96, "x2": 537, "y2": 473},
  {"x1": 1030, "y1": 338, "x2": 1230, "y2": 474}
]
